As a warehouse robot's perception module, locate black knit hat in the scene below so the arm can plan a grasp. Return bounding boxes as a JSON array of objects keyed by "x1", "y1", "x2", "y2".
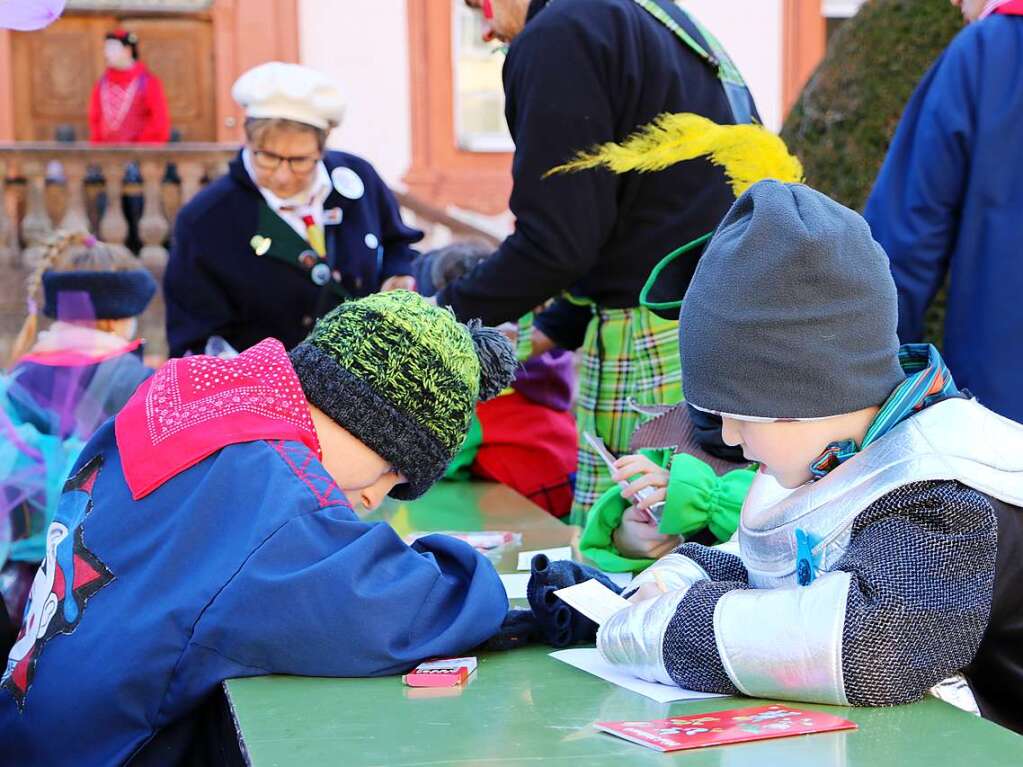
[
  {"x1": 289, "y1": 290, "x2": 517, "y2": 499},
  {"x1": 42, "y1": 269, "x2": 157, "y2": 320},
  {"x1": 679, "y1": 180, "x2": 905, "y2": 420}
]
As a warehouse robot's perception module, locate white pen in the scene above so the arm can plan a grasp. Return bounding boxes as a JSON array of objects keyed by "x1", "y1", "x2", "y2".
[{"x1": 583, "y1": 431, "x2": 664, "y2": 523}]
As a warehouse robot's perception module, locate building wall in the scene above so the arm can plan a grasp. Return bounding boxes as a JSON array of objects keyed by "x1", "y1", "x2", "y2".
[
  {"x1": 685, "y1": 0, "x2": 785, "y2": 131},
  {"x1": 298, "y1": 0, "x2": 412, "y2": 186},
  {"x1": 298, "y1": 0, "x2": 787, "y2": 188}
]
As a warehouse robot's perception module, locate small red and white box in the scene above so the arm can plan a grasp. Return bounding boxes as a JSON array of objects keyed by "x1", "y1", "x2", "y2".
[{"x1": 402, "y1": 657, "x2": 478, "y2": 688}]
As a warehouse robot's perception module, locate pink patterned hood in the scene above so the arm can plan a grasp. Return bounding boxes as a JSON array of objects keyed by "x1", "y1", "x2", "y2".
[{"x1": 115, "y1": 338, "x2": 320, "y2": 500}]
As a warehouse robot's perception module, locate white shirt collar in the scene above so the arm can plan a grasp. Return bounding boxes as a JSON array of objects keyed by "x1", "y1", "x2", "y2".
[{"x1": 242, "y1": 148, "x2": 331, "y2": 213}]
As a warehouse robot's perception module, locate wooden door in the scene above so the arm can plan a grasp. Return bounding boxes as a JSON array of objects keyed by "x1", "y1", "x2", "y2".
[
  {"x1": 12, "y1": 16, "x2": 107, "y2": 141},
  {"x1": 11, "y1": 14, "x2": 216, "y2": 142}
]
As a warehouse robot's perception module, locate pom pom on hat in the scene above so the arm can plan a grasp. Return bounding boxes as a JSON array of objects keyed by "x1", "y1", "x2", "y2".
[
  {"x1": 232, "y1": 62, "x2": 345, "y2": 130},
  {"x1": 467, "y1": 319, "x2": 517, "y2": 401}
]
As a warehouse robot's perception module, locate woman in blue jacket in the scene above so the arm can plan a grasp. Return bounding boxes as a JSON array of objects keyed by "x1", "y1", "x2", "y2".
[
  {"x1": 165, "y1": 62, "x2": 421, "y2": 357},
  {"x1": 864, "y1": 0, "x2": 1023, "y2": 423}
]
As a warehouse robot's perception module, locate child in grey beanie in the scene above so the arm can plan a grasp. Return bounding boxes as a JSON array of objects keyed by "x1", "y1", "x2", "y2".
[{"x1": 595, "y1": 180, "x2": 1023, "y2": 734}]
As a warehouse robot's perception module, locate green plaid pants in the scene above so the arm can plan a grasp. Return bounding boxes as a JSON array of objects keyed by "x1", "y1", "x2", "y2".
[{"x1": 570, "y1": 306, "x2": 682, "y2": 526}]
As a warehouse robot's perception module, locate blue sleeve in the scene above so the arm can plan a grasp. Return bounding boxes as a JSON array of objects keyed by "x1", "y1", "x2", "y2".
[
  {"x1": 367, "y1": 164, "x2": 422, "y2": 282},
  {"x1": 164, "y1": 210, "x2": 239, "y2": 357},
  {"x1": 863, "y1": 32, "x2": 977, "y2": 343},
  {"x1": 191, "y1": 505, "x2": 508, "y2": 677}
]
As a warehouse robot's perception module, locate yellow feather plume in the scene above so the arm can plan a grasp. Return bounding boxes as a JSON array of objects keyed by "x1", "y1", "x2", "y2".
[{"x1": 544, "y1": 113, "x2": 804, "y2": 197}]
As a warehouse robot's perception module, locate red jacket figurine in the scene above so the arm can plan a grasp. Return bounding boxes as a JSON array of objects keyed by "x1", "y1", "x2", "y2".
[{"x1": 88, "y1": 29, "x2": 170, "y2": 143}]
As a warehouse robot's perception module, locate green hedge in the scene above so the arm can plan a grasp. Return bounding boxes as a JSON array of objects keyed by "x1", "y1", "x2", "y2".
[
  {"x1": 780, "y1": 0, "x2": 962, "y2": 344},
  {"x1": 781, "y1": 0, "x2": 961, "y2": 212}
]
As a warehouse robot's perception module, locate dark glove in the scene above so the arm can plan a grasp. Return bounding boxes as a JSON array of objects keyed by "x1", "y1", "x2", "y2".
[
  {"x1": 481, "y1": 608, "x2": 543, "y2": 651},
  {"x1": 526, "y1": 554, "x2": 623, "y2": 649}
]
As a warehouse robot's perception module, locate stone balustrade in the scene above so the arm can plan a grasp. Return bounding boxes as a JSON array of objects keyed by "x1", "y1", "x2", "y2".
[
  {"x1": 0, "y1": 142, "x2": 237, "y2": 270},
  {"x1": 0, "y1": 142, "x2": 510, "y2": 363}
]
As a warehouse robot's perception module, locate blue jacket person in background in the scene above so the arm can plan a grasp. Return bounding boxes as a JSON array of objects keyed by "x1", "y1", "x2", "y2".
[
  {"x1": 165, "y1": 62, "x2": 421, "y2": 357},
  {"x1": 865, "y1": 0, "x2": 1023, "y2": 424}
]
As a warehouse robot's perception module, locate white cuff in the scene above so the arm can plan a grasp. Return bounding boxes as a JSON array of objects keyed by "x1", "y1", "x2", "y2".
[
  {"x1": 597, "y1": 589, "x2": 688, "y2": 686},
  {"x1": 714, "y1": 571, "x2": 851, "y2": 705}
]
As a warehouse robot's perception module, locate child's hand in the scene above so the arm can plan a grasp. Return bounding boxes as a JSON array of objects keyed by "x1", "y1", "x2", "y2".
[
  {"x1": 381, "y1": 275, "x2": 416, "y2": 292},
  {"x1": 612, "y1": 506, "x2": 680, "y2": 560},
  {"x1": 612, "y1": 454, "x2": 668, "y2": 509},
  {"x1": 627, "y1": 579, "x2": 668, "y2": 604}
]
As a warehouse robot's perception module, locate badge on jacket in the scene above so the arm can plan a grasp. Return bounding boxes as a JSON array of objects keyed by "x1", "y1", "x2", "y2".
[
  {"x1": 331, "y1": 167, "x2": 365, "y2": 200},
  {"x1": 250, "y1": 235, "x2": 271, "y2": 256}
]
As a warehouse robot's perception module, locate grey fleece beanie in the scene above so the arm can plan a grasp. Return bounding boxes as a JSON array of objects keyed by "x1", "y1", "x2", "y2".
[{"x1": 678, "y1": 180, "x2": 905, "y2": 420}]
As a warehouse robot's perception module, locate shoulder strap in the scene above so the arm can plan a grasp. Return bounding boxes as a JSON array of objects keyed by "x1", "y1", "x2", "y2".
[
  {"x1": 631, "y1": 0, "x2": 755, "y2": 124},
  {"x1": 256, "y1": 202, "x2": 350, "y2": 301}
]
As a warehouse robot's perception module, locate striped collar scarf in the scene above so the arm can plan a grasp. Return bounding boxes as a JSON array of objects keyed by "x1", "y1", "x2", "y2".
[{"x1": 810, "y1": 344, "x2": 962, "y2": 478}]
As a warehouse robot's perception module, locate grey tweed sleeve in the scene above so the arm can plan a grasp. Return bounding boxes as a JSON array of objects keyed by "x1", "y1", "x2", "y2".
[
  {"x1": 661, "y1": 481, "x2": 996, "y2": 703},
  {"x1": 837, "y1": 480, "x2": 996, "y2": 706},
  {"x1": 662, "y1": 580, "x2": 748, "y2": 694},
  {"x1": 631, "y1": 546, "x2": 748, "y2": 693},
  {"x1": 673, "y1": 542, "x2": 749, "y2": 584}
]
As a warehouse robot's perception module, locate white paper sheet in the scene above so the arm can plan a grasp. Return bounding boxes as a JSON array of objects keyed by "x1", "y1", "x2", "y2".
[
  {"x1": 554, "y1": 579, "x2": 631, "y2": 626},
  {"x1": 603, "y1": 571, "x2": 634, "y2": 589},
  {"x1": 499, "y1": 573, "x2": 531, "y2": 600},
  {"x1": 517, "y1": 546, "x2": 574, "y2": 570},
  {"x1": 549, "y1": 648, "x2": 725, "y2": 704}
]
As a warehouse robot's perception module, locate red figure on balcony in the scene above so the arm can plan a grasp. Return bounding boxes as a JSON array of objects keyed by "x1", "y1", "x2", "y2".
[{"x1": 88, "y1": 28, "x2": 170, "y2": 144}]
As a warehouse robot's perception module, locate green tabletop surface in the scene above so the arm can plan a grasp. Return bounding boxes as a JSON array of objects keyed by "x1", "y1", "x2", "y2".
[{"x1": 225, "y1": 482, "x2": 1023, "y2": 766}]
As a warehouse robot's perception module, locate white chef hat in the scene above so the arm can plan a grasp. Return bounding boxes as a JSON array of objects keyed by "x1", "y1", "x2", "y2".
[{"x1": 232, "y1": 62, "x2": 345, "y2": 130}]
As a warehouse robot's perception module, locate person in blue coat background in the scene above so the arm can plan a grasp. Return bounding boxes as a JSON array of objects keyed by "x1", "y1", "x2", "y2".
[
  {"x1": 0, "y1": 291, "x2": 516, "y2": 766},
  {"x1": 864, "y1": 0, "x2": 1023, "y2": 424},
  {"x1": 165, "y1": 62, "x2": 422, "y2": 357}
]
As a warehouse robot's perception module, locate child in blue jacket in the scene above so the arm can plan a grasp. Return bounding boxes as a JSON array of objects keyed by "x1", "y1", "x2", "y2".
[{"x1": 0, "y1": 290, "x2": 515, "y2": 765}]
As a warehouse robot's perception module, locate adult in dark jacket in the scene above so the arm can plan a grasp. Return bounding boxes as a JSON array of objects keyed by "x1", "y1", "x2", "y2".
[
  {"x1": 864, "y1": 0, "x2": 1023, "y2": 424},
  {"x1": 165, "y1": 62, "x2": 421, "y2": 357},
  {"x1": 444, "y1": 0, "x2": 757, "y2": 523}
]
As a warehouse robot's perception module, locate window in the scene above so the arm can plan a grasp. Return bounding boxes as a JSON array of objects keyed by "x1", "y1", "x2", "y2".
[
  {"x1": 823, "y1": 0, "x2": 866, "y2": 41},
  {"x1": 404, "y1": 1, "x2": 515, "y2": 214},
  {"x1": 452, "y1": 2, "x2": 513, "y2": 153}
]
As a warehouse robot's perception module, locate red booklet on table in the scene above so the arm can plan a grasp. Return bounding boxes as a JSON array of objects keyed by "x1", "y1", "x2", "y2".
[{"x1": 596, "y1": 704, "x2": 856, "y2": 752}]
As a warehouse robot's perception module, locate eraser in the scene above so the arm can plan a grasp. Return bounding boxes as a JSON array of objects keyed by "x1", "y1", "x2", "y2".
[{"x1": 402, "y1": 657, "x2": 478, "y2": 688}]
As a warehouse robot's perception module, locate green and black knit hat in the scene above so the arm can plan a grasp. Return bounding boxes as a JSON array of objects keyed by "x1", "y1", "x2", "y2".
[{"x1": 289, "y1": 290, "x2": 517, "y2": 499}]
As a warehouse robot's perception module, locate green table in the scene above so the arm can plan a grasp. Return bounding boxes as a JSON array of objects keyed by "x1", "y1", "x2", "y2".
[{"x1": 225, "y1": 483, "x2": 1023, "y2": 766}]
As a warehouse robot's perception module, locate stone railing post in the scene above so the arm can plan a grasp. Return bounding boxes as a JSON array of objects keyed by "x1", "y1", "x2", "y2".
[
  {"x1": 178, "y1": 160, "x2": 205, "y2": 207},
  {"x1": 137, "y1": 159, "x2": 170, "y2": 270},
  {"x1": 0, "y1": 160, "x2": 15, "y2": 266},
  {"x1": 20, "y1": 160, "x2": 53, "y2": 268},
  {"x1": 98, "y1": 161, "x2": 129, "y2": 245},
  {"x1": 58, "y1": 158, "x2": 91, "y2": 234}
]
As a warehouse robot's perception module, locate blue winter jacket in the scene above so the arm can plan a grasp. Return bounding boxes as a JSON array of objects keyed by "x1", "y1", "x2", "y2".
[
  {"x1": 865, "y1": 15, "x2": 1023, "y2": 423},
  {"x1": 0, "y1": 423, "x2": 506, "y2": 765}
]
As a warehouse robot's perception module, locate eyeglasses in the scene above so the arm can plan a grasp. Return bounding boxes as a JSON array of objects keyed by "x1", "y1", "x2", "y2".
[{"x1": 251, "y1": 149, "x2": 320, "y2": 174}]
